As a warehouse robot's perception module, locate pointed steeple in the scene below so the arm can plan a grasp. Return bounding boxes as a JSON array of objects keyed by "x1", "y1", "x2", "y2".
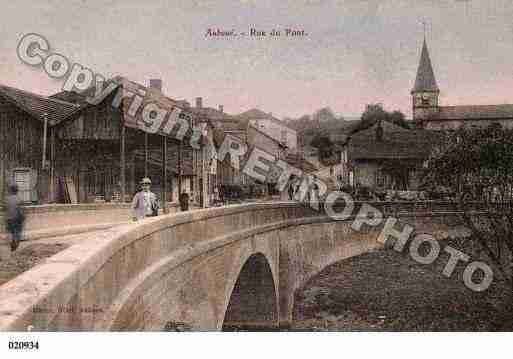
[{"x1": 412, "y1": 39, "x2": 439, "y2": 93}]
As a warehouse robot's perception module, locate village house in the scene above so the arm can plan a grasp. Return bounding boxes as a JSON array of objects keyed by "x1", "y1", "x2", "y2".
[
  {"x1": 237, "y1": 108, "x2": 298, "y2": 154},
  {"x1": 209, "y1": 109, "x2": 289, "y2": 197},
  {"x1": 335, "y1": 120, "x2": 439, "y2": 191},
  {"x1": 312, "y1": 159, "x2": 343, "y2": 191}
]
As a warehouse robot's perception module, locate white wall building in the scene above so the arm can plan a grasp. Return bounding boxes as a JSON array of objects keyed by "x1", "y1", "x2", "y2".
[
  {"x1": 237, "y1": 109, "x2": 297, "y2": 153},
  {"x1": 250, "y1": 117, "x2": 297, "y2": 153}
]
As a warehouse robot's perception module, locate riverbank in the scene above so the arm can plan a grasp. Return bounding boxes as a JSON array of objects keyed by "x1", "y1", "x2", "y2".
[{"x1": 293, "y1": 238, "x2": 513, "y2": 331}]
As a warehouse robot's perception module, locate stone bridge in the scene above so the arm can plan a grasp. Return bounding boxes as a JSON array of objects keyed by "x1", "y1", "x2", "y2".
[{"x1": 0, "y1": 201, "x2": 466, "y2": 331}]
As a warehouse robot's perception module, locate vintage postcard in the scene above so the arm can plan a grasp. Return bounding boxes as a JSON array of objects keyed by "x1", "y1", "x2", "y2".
[{"x1": 0, "y1": 0, "x2": 511, "y2": 357}]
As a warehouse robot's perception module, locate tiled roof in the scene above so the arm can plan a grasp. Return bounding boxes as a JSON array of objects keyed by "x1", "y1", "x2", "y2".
[
  {"x1": 0, "y1": 84, "x2": 81, "y2": 124},
  {"x1": 428, "y1": 104, "x2": 513, "y2": 121},
  {"x1": 412, "y1": 39, "x2": 439, "y2": 93},
  {"x1": 347, "y1": 120, "x2": 440, "y2": 160}
]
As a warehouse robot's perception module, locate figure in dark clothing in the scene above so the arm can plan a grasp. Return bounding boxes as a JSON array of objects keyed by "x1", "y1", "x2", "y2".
[
  {"x1": 179, "y1": 192, "x2": 190, "y2": 211},
  {"x1": 288, "y1": 175, "x2": 300, "y2": 201},
  {"x1": 288, "y1": 181, "x2": 295, "y2": 200},
  {"x1": 218, "y1": 186, "x2": 225, "y2": 204},
  {"x1": 5, "y1": 184, "x2": 25, "y2": 252}
]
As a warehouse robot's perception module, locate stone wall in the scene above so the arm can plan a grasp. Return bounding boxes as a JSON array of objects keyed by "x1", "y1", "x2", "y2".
[{"x1": 0, "y1": 202, "x2": 180, "y2": 232}]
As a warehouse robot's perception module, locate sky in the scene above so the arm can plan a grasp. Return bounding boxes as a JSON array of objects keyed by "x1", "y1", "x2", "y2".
[{"x1": 1, "y1": 0, "x2": 513, "y2": 119}]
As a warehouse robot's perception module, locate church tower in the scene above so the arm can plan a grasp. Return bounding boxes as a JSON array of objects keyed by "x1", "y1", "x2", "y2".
[{"x1": 411, "y1": 38, "x2": 439, "y2": 128}]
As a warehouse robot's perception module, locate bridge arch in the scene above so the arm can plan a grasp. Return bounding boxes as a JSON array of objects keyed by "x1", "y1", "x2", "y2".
[
  {"x1": 222, "y1": 253, "x2": 278, "y2": 331},
  {"x1": 0, "y1": 201, "x2": 465, "y2": 331}
]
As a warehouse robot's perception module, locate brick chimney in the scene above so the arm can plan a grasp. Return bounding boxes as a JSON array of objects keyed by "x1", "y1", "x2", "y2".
[
  {"x1": 149, "y1": 78, "x2": 162, "y2": 91},
  {"x1": 218, "y1": 105, "x2": 224, "y2": 113},
  {"x1": 196, "y1": 97, "x2": 203, "y2": 108}
]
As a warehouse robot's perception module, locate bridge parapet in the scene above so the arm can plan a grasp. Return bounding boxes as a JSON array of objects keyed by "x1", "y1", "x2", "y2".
[
  {"x1": 0, "y1": 201, "x2": 471, "y2": 331},
  {"x1": 0, "y1": 202, "x2": 321, "y2": 330}
]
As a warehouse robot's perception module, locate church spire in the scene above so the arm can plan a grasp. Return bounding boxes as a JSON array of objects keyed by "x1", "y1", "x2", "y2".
[{"x1": 412, "y1": 39, "x2": 439, "y2": 93}]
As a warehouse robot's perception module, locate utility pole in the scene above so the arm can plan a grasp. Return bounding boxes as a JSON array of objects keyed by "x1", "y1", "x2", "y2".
[{"x1": 50, "y1": 124, "x2": 55, "y2": 203}]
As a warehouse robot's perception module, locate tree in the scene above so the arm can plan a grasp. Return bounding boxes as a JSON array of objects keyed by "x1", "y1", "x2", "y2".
[
  {"x1": 286, "y1": 109, "x2": 347, "y2": 149},
  {"x1": 351, "y1": 104, "x2": 409, "y2": 134},
  {"x1": 310, "y1": 134, "x2": 334, "y2": 159},
  {"x1": 423, "y1": 123, "x2": 513, "y2": 299},
  {"x1": 389, "y1": 111, "x2": 410, "y2": 129},
  {"x1": 312, "y1": 107, "x2": 336, "y2": 122}
]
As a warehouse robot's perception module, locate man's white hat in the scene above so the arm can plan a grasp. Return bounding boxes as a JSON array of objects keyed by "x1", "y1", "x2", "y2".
[{"x1": 140, "y1": 177, "x2": 152, "y2": 185}]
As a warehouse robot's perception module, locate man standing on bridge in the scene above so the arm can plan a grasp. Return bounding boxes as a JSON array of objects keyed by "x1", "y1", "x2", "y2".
[{"x1": 132, "y1": 177, "x2": 159, "y2": 221}]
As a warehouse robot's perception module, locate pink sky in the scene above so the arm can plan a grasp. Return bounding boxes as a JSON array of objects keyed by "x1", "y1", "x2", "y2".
[{"x1": 1, "y1": 0, "x2": 513, "y2": 119}]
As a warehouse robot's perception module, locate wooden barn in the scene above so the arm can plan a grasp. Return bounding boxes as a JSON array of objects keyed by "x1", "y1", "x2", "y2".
[
  {"x1": 1, "y1": 79, "x2": 215, "y2": 207},
  {"x1": 0, "y1": 84, "x2": 81, "y2": 204}
]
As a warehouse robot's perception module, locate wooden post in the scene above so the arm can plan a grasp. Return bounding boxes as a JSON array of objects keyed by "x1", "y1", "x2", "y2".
[
  {"x1": 50, "y1": 126, "x2": 55, "y2": 203},
  {"x1": 178, "y1": 141, "x2": 182, "y2": 195},
  {"x1": 130, "y1": 154, "x2": 136, "y2": 196},
  {"x1": 42, "y1": 115, "x2": 48, "y2": 170},
  {"x1": 144, "y1": 132, "x2": 149, "y2": 177},
  {"x1": 120, "y1": 123, "x2": 126, "y2": 202},
  {"x1": 202, "y1": 145, "x2": 207, "y2": 208},
  {"x1": 162, "y1": 135, "x2": 168, "y2": 213}
]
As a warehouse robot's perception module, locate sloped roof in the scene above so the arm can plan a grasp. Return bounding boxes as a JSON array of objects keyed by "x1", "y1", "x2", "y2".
[
  {"x1": 50, "y1": 87, "x2": 100, "y2": 106},
  {"x1": 236, "y1": 108, "x2": 295, "y2": 131},
  {"x1": 190, "y1": 106, "x2": 234, "y2": 121},
  {"x1": 347, "y1": 120, "x2": 440, "y2": 160},
  {"x1": 248, "y1": 124, "x2": 287, "y2": 149},
  {"x1": 236, "y1": 108, "x2": 270, "y2": 118},
  {"x1": 284, "y1": 153, "x2": 317, "y2": 173},
  {"x1": 329, "y1": 133, "x2": 349, "y2": 145},
  {"x1": 212, "y1": 118, "x2": 249, "y2": 131},
  {"x1": 430, "y1": 104, "x2": 513, "y2": 121},
  {"x1": 412, "y1": 39, "x2": 439, "y2": 93},
  {"x1": 213, "y1": 128, "x2": 246, "y2": 148},
  {"x1": 0, "y1": 84, "x2": 81, "y2": 124}
]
